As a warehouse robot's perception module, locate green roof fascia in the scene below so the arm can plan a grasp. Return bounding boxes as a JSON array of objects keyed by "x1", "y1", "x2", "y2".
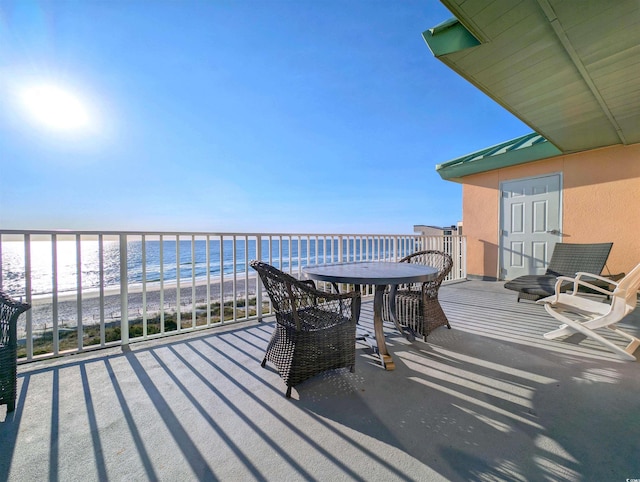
[
  {"x1": 422, "y1": 17, "x2": 480, "y2": 57},
  {"x1": 436, "y1": 133, "x2": 563, "y2": 181}
]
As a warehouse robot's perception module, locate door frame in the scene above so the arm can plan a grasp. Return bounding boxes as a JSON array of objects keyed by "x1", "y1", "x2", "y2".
[{"x1": 498, "y1": 172, "x2": 563, "y2": 280}]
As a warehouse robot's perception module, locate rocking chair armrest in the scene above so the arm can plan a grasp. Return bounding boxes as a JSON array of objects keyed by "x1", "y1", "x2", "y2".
[
  {"x1": 574, "y1": 271, "x2": 620, "y2": 287},
  {"x1": 554, "y1": 275, "x2": 615, "y2": 298}
]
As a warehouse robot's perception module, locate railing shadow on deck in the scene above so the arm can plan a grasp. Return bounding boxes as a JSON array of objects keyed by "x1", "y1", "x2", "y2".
[{"x1": 2, "y1": 313, "x2": 420, "y2": 480}]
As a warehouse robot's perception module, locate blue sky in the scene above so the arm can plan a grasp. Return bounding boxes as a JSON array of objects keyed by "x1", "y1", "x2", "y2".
[{"x1": 0, "y1": 0, "x2": 529, "y2": 234}]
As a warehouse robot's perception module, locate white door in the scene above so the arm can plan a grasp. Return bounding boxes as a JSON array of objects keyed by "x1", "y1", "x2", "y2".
[{"x1": 500, "y1": 174, "x2": 562, "y2": 280}]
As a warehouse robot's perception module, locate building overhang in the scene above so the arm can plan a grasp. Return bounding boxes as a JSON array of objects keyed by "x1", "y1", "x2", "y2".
[
  {"x1": 436, "y1": 132, "x2": 562, "y2": 181},
  {"x1": 425, "y1": 0, "x2": 640, "y2": 179}
]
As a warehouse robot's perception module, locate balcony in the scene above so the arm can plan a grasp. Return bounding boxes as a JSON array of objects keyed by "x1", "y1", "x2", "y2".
[{"x1": 2, "y1": 278, "x2": 640, "y2": 481}]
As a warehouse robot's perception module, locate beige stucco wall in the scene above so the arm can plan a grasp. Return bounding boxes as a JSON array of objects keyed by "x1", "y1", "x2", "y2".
[{"x1": 461, "y1": 143, "x2": 640, "y2": 279}]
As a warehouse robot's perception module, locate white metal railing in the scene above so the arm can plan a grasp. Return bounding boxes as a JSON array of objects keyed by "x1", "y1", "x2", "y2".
[{"x1": 0, "y1": 230, "x2": 466, "y2": 362}]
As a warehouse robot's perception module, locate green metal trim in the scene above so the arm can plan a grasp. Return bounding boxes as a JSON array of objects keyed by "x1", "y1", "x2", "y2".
[
  {"x1": 436, "y1": 133, "x2": 563, "y2": 181},
  {"x1": 422, "y1": 17, "x2": 480, "y2": 57}
]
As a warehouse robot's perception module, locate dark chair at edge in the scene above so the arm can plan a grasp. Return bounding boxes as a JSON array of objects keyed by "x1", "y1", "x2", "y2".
[
  {"x1": 1, "y1": 290, "x2": 31, "y2": 413},
  {"x1": 504, "y1": 242, "x2": 618, "y2": 302}
]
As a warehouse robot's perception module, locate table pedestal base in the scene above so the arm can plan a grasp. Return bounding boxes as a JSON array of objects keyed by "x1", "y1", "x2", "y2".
[{"x1": 374, "y1": 285, "x2": 395, "y2": 370}]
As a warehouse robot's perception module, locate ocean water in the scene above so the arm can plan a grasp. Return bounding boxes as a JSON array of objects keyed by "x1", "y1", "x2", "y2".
[{"x1": 1, "y1": 237, "x2": 406, "y2": 298}]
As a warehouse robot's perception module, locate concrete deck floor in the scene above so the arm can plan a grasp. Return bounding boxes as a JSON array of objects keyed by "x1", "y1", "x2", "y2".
[{"x1": 1, "y1": 280, "x2": 639, "y2": 481}]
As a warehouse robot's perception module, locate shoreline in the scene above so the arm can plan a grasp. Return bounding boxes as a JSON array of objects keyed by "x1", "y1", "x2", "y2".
[
  {"x1": 20, "y1": 268, "x2": 319, "y2": 337},
  {"x1": 29, "y1": 270, "x2": 266, "y2": 305},
  {"x1": 22, "y1": 272, "x2": 270, "y2": 336}
]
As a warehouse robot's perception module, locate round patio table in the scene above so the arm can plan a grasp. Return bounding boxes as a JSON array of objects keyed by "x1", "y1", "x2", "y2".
[{"x1": 302, "y1": 261, "x2": 437, "y2": 370}]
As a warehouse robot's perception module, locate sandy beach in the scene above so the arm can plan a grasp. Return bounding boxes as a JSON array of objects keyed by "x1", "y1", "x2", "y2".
[{"x1": 22, "y1": 272, "x2": 268, "y2": 337}]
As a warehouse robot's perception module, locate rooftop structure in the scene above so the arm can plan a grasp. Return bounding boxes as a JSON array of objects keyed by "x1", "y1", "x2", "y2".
[
  {"x1": 425, "y1": 0, "x2": 640, "y2": 179},
  {"x1": 423, "y1": 1, "x2": 640, "y2": 281}
]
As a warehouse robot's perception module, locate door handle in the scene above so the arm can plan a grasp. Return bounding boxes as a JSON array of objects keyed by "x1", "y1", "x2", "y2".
[{"x1": 546, "y1": 229, "x2": 560, "y2": 235}]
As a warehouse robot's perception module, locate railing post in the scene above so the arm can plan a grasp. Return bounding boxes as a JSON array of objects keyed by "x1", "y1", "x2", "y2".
[
  {"x1": 76, "y1": 234, "x2": 83, "y2": 350},
  {"x1": 232, "y1": 235, "x2": 237, "y2": 321},
  {"x1": 98, "y1": 234, "x2": 105, "y2": 345},
  {"x1": 24, "y1": 234, "x2": 33, "y2": 359},
  {"x1": 462, "y1": 235, "x2": 468, "y2": 279},
  {"x1": 176, "y1": 236, "x2": 181, "y2": 330},
  {"x1": 394, "y1": 236, "x2": 399, "y2": 261},
  {"x1": 206, "y1": 235, "x2": 211, "y2": 327},
  {"x1": 142, "y1": 234, "x2": 147, "y2": 337},
  {"x1": 219, "y1": 236, "x2": 225, "y2": 324},
  {"x1": 256, "y1": 235, "x2": 262, "y2": 321},
  {"x1": 120, "y1": 234, "x2": 129, "y2": 347},
  {"x1": 191, "y1": 235, "x2": 196, "y2": 327},
  {"x1": 159, "y1": 234, "x2": 165, "y2": 333},
  {"x1": 51, "y1": 234, "x2": 59, "y2": 356}
]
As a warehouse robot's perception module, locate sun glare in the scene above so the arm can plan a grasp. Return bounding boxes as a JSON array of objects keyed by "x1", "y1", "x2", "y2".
[{"x1": 20, "y1": 85, "x2": 90, "y2": 131}]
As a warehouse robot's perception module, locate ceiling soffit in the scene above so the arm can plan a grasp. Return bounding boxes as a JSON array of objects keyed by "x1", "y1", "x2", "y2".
[{"x1": 425, "y1": 0, "x2": 640, "y2": 153}]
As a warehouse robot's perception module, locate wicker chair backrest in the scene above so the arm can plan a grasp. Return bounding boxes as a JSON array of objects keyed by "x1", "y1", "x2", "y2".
[
  {"x1": 250, "y1": 261, "x2": 314, "y2": 316},
  {"x1": 249, "y1": 260, "x2": 359, "y2": 331},
  {"x1": 399, "y1": 250, "x2": 453, "y2": 290},
  {"x1": 544, "y1": 242, "x2": 613, "y2": 277},
  {"x1": 0, "y1": 291, "x2": 31, "y2": 346}
]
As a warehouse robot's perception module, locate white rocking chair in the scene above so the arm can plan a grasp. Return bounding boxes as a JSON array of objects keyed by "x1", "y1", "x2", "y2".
[{"x1": 537, "y1": 263, "x2": 640, "y2": 361}]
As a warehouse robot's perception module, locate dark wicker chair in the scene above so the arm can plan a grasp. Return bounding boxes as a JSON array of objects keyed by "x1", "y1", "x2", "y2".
[
  {"x1": 250, "y1": 260, "x2": 360, "y2": 398},
  {"x1": 503, "y1": 242, "x2": 615, "y2": 302},
  {"x1": 382, "y1": 250, "x2": 453, "y2": 341},
  {"x1": 1, "y1": 290, "x2": 31, "y2": 413}
]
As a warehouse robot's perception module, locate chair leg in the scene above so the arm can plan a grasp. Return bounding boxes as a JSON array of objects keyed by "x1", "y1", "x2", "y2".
[
  {"x1": 261, "y1": 357, "x2": 267, "y2": 368},
  {"x1": 421, "y1": 299, "x2": 450, "y2": 341},
  {"x1": 286, "y1": 386, "x2": 292, "y2": 398},
  {"x1": 608, "y1": 326, "x2": 640, "y2": 359},
  {"x1": 543, "y1": 309, "x2": 638, "y2": 361},
  {"x1": 577, "y1": 326, "x2": 637, "y2": 361},
  {"x1": 8, "y1": 400, "x2": 15, "y2": 412},
  {"x1": 543, "y1": 324, "x2": 574, "y2": 340}
]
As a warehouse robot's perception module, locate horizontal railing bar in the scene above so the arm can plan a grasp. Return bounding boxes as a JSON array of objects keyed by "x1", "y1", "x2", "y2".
[{"x1": 0, "y1": 229, "x2": 447, "y2": 237}]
